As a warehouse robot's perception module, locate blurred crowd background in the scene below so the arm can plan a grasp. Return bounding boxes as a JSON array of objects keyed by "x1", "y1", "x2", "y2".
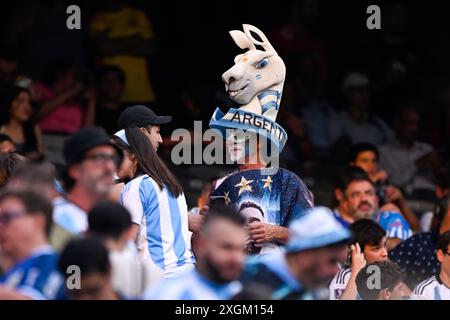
[
  {"x1": 0, "y1": 0, "x2": 449, "y2": 300},
  {"x1": 1, "y1": 0, "x2": 449, "y2": 209}
]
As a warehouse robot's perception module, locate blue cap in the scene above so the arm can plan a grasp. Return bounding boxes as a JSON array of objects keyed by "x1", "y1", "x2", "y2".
[{"x1": 286, "y1": 207, "x2": 350, "y2": 253}]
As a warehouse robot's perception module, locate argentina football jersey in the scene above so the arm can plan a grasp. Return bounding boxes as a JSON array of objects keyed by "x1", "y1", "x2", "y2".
[{"x1": 121, "y1": 174, "x2": 195, "y2": 278}]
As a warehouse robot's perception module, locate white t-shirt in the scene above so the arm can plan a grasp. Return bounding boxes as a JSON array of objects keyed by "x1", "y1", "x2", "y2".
[
  {"x1": 110, "y1": 243, "x2": 163, "y2": 298},
  {"x1": 329, "y1": 266, "x2": 352, "y2": 300}
]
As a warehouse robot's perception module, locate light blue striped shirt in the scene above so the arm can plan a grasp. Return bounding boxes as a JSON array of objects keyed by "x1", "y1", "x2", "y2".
[{"x1": 121, "y1": 174, "x2": 195, "y2": 278}]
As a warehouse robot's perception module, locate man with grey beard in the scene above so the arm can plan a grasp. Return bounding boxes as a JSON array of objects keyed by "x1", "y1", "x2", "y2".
[
  {"x1": 53, "y1": 127, "x2": 119, "y2": 235},
  {"x1": 333, "y1": 166, "x2": 412, "y2": 250}
]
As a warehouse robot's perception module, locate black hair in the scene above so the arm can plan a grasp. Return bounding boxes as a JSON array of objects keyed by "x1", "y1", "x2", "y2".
[
  {"x1": 0, "y1": 85, "x2": 38, "y2": 154},
  {"x1": 59, "y1": 237, "x2": 110, "y2": 278},
  {"x1": 203, "y1": 204, "x2": 246, "y2": 231},
  {"x1": 238, "y1": 201, "x2": 265, "y2": 217},
  {"x1": 349, "y1": 219, "x2": 386, "y2": 251},
  {"x1": 88, "y1": 201, "x2": 132, "y2": 240},
  {"x1": 0, "y1": 188, "x2": 53, "y2": 236},
  {"x1": 95, "y1": 65, "x2": 125, "y2": 85},
  {"x1": 122, "y1": 127, "x2": 183, "y2": 197},
  {"x1": 356, "y1": 260, "x2": 404, "y2": 300},
  {"x1": 348, "y1": 142, "x2": 379, "y2": 163},
  {"x1": 335, "y1": 166, "x2": 375, "y2": 192},
  {"x1": 436, "y1": 231, "x2": 450, "y2": 254},
  {"x1": 0, "y1": 133, "x2": 13, "y2": 144}
]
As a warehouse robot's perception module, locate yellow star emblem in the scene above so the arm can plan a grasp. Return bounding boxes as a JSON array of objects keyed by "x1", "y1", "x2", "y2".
[
  {"x1": 234, "y1": 176, "x2": 253, "y2": 195},
  {"x1": 242, "y1": 55, "x2": 249, "y2": 63},
  {"x1": 262, "y1": 176, "x2": 273, "y2": 190}
]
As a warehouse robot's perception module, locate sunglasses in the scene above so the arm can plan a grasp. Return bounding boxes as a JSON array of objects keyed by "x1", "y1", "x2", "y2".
[{"x1": 0, "y1": 210, "x2": 27, "y2": 226}]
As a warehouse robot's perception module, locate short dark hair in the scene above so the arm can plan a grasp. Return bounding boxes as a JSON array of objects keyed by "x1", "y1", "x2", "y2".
[
  {"x1": 356, "y1": 261, "x2": 403, "y2": 300},
  {"x1": 203, "y1": 204, "x2": 246, "y2": 232},
  {"x1": 59, "y1": 237, "x2": 110, "y2": 278},
  {"x1": 238, "y1": 201, "x2": 265, "y2": 217},
  {"x1": 0, "y1": 189, "x2": 53, "y2": 236},
  {"x1": 348, "y1": 142, "x2": 379, "y2": 163},
  {"x1": 88, "y1": 201, "x2": 132, "y2": 240},
  {"x1": 95, "y1": 65, "x2": 126, "y2": 85},
  {"x1": 335, "y1": 166, "x2": 374, "y2": 193},
  {"x1": 349, "y1": 219, "x2": 386, "y2": 251},
  {"x1": 436, "y1": 231, "x2": 450, "y2": 254}
]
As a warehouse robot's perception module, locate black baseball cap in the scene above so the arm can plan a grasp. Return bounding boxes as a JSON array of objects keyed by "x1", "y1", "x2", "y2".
[
  {"x1": 63, "y1": 127, "x2": 117, "y2": 165},
  {"x1": 117, "y1": 105, "x2": 172, "y2": 129}
]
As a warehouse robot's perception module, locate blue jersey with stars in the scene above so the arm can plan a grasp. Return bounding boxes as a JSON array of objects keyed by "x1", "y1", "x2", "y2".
[
  {"x1": 210, "y1": 168, "x2": 313, "y2": 226},
  {"x1": 209, "y1": 168, "x2": 314, "y2": 254},
  {"x1": 0, "y1": 246, "x2": 65, "y2": 300}
]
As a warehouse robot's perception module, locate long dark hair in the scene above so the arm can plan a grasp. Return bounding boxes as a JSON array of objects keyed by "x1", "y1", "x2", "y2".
[
  {"x1": 0, "y1": 85, "x2": 38, "y2": 154},
  {"x1": 114, "y1": 128, "x2": 183, "y2": 197}
]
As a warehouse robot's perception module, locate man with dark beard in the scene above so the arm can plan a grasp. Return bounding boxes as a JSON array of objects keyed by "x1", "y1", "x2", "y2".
[
  {"x1": 143, "y1": 205, "x2": 247, "y2": 299},
  {"x1": 333, "y1": 166, "x2": 412, "y2": 250}
]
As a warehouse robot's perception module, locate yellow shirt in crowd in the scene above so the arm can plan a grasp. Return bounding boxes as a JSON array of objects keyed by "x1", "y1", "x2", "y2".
[{"x1": 90, "y1": 6, "x2": 156, "y2": 103}]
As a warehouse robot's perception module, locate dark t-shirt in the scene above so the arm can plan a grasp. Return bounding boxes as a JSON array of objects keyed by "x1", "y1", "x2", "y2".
[{"x1": 389, "y1": 230, "x2": 440, "y2": 289}]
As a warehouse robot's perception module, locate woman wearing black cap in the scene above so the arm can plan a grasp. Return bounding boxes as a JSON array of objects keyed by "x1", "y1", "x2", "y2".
[{"x1": 112, "y1": 128, "x2": 195, "y2": 278}]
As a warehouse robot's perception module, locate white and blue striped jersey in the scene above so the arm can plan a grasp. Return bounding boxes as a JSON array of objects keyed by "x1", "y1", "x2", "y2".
[
  {"x1": 52, "y1": 196, "x2": 87, "y2": 235},
  {"x1": 411, "y1": 275, "x2": 450, "y2": 300},
  {"x1": 121, "y1": 174, "x2": 195, "y2": 278},
  {"x1": 143, "y1": 269, "x2": 242, "y2": 300},
  {"x1": 329, "y1": 266, "x2": 352, "y2": 300}
]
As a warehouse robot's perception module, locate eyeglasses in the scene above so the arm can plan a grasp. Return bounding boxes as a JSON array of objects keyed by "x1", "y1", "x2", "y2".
[
  {"x1": 84, "y1": 153, "x2": 119, "y2": 165},
  {"x1": 0, "y1": 210, "x2": 27, "y2": 226}
]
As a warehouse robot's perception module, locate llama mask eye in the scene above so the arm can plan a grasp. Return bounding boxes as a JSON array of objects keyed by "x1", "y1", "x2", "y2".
[{"x1": 255, "y1": 58, "x2": 269, "y2": 69}]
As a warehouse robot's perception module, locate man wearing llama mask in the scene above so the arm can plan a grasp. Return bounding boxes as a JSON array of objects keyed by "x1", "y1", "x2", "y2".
[{"x1": 208, "y1": 24, "x2": 314, "y2": 255}]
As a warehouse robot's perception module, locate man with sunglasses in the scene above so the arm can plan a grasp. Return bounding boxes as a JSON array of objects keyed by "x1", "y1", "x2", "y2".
[
  {"x1": 0, "y1": 189, "x2": 64, "y2": 299},
  {"x1": 411, "y1": 231, "x2": 450, "y2": 300},
  {"x1": 53, "y1": 127, "x2": 119, "y2": 235}
]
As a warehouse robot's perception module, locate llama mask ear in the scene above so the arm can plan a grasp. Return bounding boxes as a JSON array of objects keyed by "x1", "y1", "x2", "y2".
[
  {"x1": 242, "y1": 24, "x2": 277, "y2": 54},
  {"x1": 229, "y1": 30, "x2": 256, "y2": 50}
]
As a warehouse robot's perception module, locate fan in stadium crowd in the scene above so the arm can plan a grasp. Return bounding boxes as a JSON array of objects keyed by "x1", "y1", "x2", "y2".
[
  {"x1": 58, "y1": 237, "x2": 123, "y2": 300},
  {"x1": 53, "y1": 127, "x2": 119, "y2": 235},
  {"x1": 0, "y1": 189, "x2": 64, "y2": 299},
  {"x1": 329, "y1": 219, "x2": 389, "y2": 300},
  {"x1": 332, "y1": 166, "x2": 412, "y2": 250},
  {"x1": 87, "y1": 200, "x2": 163, "y2": 297},
  {"x1": 143, "y1": 205, "x2": 246, "y2": 299},
  {"x1": 348, "y1": 142, "x2": 420, "y2": 231},
  {"x1": 355, "y1": 260, "x2": 406, "y2": 300},
  {"x1": 114, "y1": 106, "x2": 195, "y2": 278},
  {"x1": 390, "y1": 195, "x2": 450, "y2": 289},
  {"x1": 240, "y1": 207, "x2": 350, "y2": 300},
  {"x1": 410, "y1": 231, "x2": 450, "y2": 300}
]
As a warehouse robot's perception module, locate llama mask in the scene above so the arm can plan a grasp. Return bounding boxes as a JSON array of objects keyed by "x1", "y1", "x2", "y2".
[{"x1": 209, "y1": 24, "x2": 288, "y2": 152}]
